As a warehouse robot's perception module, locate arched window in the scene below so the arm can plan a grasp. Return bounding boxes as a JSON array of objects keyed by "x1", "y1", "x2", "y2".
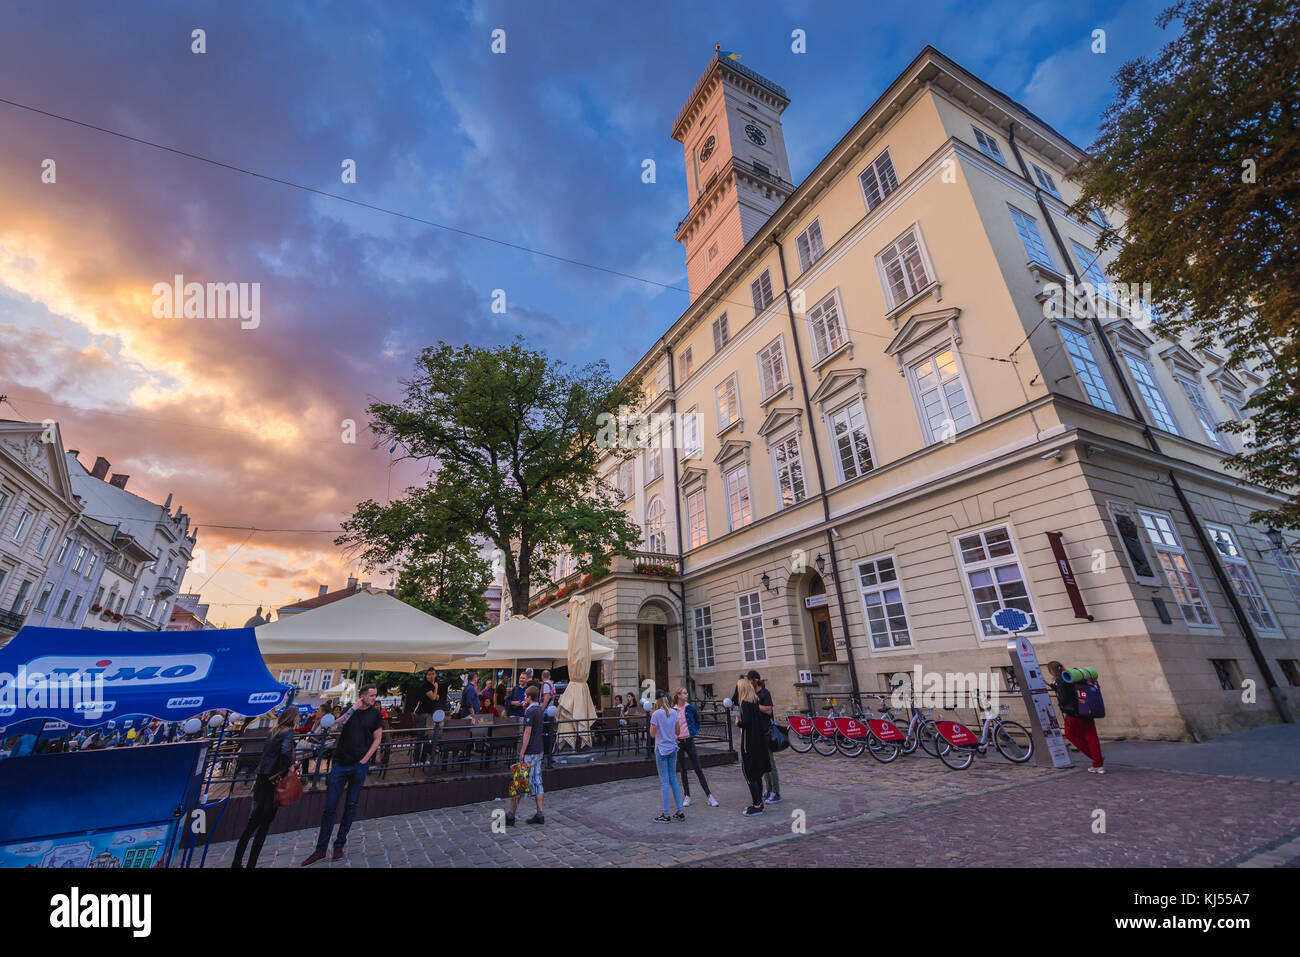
[{"x1": 645, "y1": 498, "x2": 666, "y2": 553}]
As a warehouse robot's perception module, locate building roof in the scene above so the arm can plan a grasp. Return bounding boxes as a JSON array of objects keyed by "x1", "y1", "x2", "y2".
[
  {"x1": 277, "y1": 584, "x2": 366, "y2": 614},
  {"x1": 673, "y1": 50, "x2": 789, "y2": 138}
]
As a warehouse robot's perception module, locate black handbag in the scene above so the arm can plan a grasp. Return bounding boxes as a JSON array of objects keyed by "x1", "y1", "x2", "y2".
[{"x1": 767, "y1": 716, "x2": 790, "y2": 753}]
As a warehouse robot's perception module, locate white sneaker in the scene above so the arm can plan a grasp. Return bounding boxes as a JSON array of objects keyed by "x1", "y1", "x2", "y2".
[
  {"x1": 682, "y1": 795, "x2": 692, "y2": 807},
  {"x1": 707, "y1": 795, "x2": 719, "y2": 807},
  {"x1": 1088, "y1": 766, "x2": 1107, "y2": 774}
]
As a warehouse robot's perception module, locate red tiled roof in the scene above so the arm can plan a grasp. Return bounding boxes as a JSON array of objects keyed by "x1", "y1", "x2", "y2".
[{"x1": 277, "y1": 584, "x2": 393, "y2": 613}]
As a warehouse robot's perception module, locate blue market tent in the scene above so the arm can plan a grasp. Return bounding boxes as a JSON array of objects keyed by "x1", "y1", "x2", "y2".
[{"x1": 0, "y1": 625, "x2": 292, "y2": 730}]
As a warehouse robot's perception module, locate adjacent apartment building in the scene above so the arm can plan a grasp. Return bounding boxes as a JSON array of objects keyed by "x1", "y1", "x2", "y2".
[{"x1": 517, "y1": 47, "x2": 1299, "y2": 741}]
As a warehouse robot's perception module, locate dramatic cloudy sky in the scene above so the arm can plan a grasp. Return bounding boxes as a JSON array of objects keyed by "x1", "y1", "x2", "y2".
[{"x1": 0, "y1": 0, "x2": 1171, "y2": 625}]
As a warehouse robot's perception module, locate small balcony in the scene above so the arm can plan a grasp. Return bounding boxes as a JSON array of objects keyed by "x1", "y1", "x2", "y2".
[
  {"x1": 526, "y1": 550, "x2": 680, "y2": 611},
  {"x1": 153, "y1": 576, "x2": 178, "y2": 599},
  {"x1": 0, "y1": 608, "x2": 26, "y2": 634}
]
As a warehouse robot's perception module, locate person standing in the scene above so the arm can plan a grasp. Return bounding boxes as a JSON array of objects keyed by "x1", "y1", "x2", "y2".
[
  {"x1": 649, "y1": 692, "x2": 684, "y2": 822},
  {"x1": 507, "y1": 673, "x2": 528, "y2": 718},
  {"x1": 506, "y1": 686, "x2": 546, "y2": 826},
  {"x1": 748, "y1": 670, "x2": 781, "y2": 804},
  {"x1": 232, "y1": 706, "x2": 299, "y2": 868},
  {"x1": 673, "y1": 687, "x2": 717, "y2": 807},
  {"x1": 300, "y1": 684, "x2": 384, "y2": 866},
  {"x1": 735, "y1": 678, "x2": 770, "y2": 816},
  {"x1": 460, "y1": 672, "x2": 481, "y2": 716},
  {"x1": 480, "y1": 679, "x2": 499, "y2": 717},
  {"x1": 1046, "y1": 661, "x2": 1105, "y2": 773},
  {"x1": 539, "y1": 670, "x2": 556, "y2": 709}
]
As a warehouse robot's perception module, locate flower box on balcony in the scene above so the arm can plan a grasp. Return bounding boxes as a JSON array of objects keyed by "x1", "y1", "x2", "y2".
[
  {"x1": 111, "y1": 613, "x2": 123, "y2": 622},
  {"x1": 633, "y1": 562, "x2": 674, "y2": 578},
  {"x1": 90, "y1": 604, "x2": 102, "y2": 613}
]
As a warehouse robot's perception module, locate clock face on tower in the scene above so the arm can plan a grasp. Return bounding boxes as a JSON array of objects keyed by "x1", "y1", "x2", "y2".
[
  {"x1": 745, "y1": 123, "x2": 767, "y2": 145},
  {"x1": 699, "y1": 135, "x2": 716, "y2": 162}
]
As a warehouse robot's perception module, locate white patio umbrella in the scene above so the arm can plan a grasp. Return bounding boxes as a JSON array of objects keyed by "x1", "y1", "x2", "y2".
[
  {"x1": 555, "y1": 596, "x2": 598, "y2": 751},
  {"x1": 441, "y1": 613, "x2": 616, "y2": 671}
]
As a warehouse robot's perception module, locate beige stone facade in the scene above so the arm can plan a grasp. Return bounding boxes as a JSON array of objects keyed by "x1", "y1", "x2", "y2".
[{"x1": 518, "y1": 47, "x2": 1299, "y2": 741}]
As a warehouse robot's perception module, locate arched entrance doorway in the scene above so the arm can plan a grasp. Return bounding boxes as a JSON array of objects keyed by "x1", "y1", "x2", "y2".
[
  {"x1": 637, "y1": 601, "x2": 671, "y2": 694},
  {"x1": 805, "y1": 572, "x2": 836, "y2": 663}
]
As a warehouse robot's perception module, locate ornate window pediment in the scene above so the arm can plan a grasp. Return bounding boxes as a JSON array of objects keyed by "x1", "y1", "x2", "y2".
[
  {"x1": 713, "y1": 439, "x2": 751, "y2": 469},
  {"x1": 885, "y1": 307, "x2": 962, "y2": 376},
  {"x1": 679, "y1": 464, "x2": 708, "y2": 492},
  {"x1": 757, "y1": 406, "x2": 803, "y2": 443},
  {"x1": 1159, "y1": 343, "x2": 1202, "y2": 379},
  {"x1": 1103, "y1": 318, "x2": 1156, "y2": 355},
  {"x1": 809, "y1": 367, "x2": 866, "y2": 407}
]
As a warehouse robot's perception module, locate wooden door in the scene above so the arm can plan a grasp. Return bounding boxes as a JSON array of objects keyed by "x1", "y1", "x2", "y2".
[{"x1": 811, "y1": 606, "x2": 836, "y2": 662}]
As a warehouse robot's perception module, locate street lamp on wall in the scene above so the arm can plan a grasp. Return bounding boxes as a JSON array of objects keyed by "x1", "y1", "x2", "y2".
[
  {"x1": 761, "y1": 571, "x2": 779, "y2": 594},
  {"x1": 815, "y1": 553, "x2": 826, "y2": 575}
]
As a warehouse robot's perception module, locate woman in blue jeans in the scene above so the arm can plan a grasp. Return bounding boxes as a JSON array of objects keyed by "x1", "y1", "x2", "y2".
[{"x1": 648, "y1": 692, "x2": 684, "y2": 822}]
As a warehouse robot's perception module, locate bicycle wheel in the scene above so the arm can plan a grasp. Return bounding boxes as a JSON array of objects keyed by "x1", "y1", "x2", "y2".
[
  {"x1": 937, "y1": 742, "x2": 975, "y2": 770},
  {"x1": 898, "y1": 721, "x2": 918, "y2": 755},
  {"x1": 993, "y1": 720, "x2": 1034, "y2": 763},
  {"x1": 812, "y1": 733, "x2": 838, "y2": 756},
  {"x1": 865, "y1": 732, "x2": 901, "y2": 763},
  {"x1": 917, "y1": 719, "x2": 941, "y2": 757},
  {"x1": 789, "y1": 729, "x2": 814, "y2": 754},
  {"x1": 836, "y1": 732, "x2": 865, "y2": 757}
]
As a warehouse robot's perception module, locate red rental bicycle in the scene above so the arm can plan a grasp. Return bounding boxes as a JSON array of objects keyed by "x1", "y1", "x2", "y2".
[
  {"x1": 787, "y1": 714, "x2": 816, "y2": 753},
  {"x1": 932, "y1": 704, "x2": 1034, "y2": 770}
]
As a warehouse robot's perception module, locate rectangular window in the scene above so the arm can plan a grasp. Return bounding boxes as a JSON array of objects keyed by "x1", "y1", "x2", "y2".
[
  {"x1": 724, "y1": 465, "x2": 753, "y2": 531},
  {"x1": 1279, "y1": 659, "x2": 1300, "y2": 687},
  {"x1": 94, "y1": 586, "x2": 104, "y2": 606},
  {"x1": 682, "y1": 405, "x2": 701, "y2": 457},
  {"x1": 1090, "y1": 207, "x2": 1111, "y2": 230},
  {"x1": 645, "y1": 441, "x2": 663, "y2": 483},
  {"x1": 55, "y1": 536, "x2": 71, "y2": 564},
  {"x1": 1206, "y1": 524, "x2": 1278, "y2": 631},
  {"x1": 678, "y1": 347, "x2": 694, "y2": 383},
  {"x1": 911, "y1": 349, "x2": 975, "y2": 444},
  {"x1": 1107, "y1": 502, "x2": 1158, "y2": 584},
  {"x1": 692, "y1": 606, "x2": 715, "y2": 669},
  {"x1": 619, "y1": 460, "x2": 635, "y2": 501},
  {"x1": 11, "y1": 579, "x2": 33, "y2": 615},
  {"x1": 686, "y1": 489, "x2": 708, "y2": 549},
  {"x1": 877, "y1": 227, "x2": 933, "y2": 309},
  {"x1": 36, "y1": 582, "x2": 54, "y2": 613},
  {"x1": 1138, "y1": 509, "x2": 1214, "y2": 626},
  {"x1": 1059, "y1": 324, "x2": 1118, "y2": 412},
  {"x1": 1271, "y1": 543, "x2": 1300, "y2": 605},
  {"x1": 972, "y1": 126, "x2": 1006, "y2": 165},
  {"x1": 757, "y1": 337, "x2": 789, "y2": 399},
  {"x1": 84, "y1": 553, "x2": 97, "y2": 578},
  {"x1": 957, "y1": 526, "x2": 1038, "y2": 637},
  {"x1": 1008, "y1": 205, "x2": 1054, "y2": 268},
  {"x1": 808, "y1": 292, "x2": 848, "y2": 363},
  {"x1": 715, "y1": 374, "x2": 741, "y2": 430},
  {"x1": 1210, "y1": 659, "x2": 1240, "y2": 692},
  {"x1": 857, "y1": 556, "x2": 912, "y2": 648},
  {"x1": 69, "y1": 595, "x2": 83, "y2": 626},
  {"x1": 0, "y1": 488, "x2": 8, "y2": 515},
  {"x1": 751, "y1": 269, "x2": 774, "y2": 313},
  {"x1": 796, "y1": 219, "x2": 826, "y2": 271},
  {"x1": 828, "y1": 401, "x2": 874, "y2": 481},
  {"x1": 35, "y1": 524, "x2": 53, "y2": 557},
  {"x1": 712, "y1": 313, "x2": 730, "y2": 352},
  {"x1": 55, "y1": 588, "x2": 72, "y2": 618},
  {"x1": 859, "y1": 149, "x2": 899, "y2": 211},
  {"x1": 738, "y1": 591, "x2": 767, "y2": 662},
  {"x1": 1123, "y1": 354, "x2": 1181, "y2": 434},
  {"x1": 772, "y1": 435, "x2": 806, "y2": 508},
  {"x1": 71, "y1": 546, "x2": 86, "y2": 573},
  {"x1": 1071, "y1": 241, "x2": 1110, "y2": 297},
  {"x1": 1032, "y1": 164, "x2": 1062, "y2": 199},
  {"x1": 11, "y1": 510, "x2": 33, "y2": 545},
  {"x1": 1178, "y1": 378, "x2": 1228, "y2": 450}
]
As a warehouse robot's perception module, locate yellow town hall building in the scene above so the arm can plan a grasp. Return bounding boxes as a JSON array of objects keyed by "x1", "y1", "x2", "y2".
[{"x1": 513, "y1": 46, "x2": 1300, "y2": 741}]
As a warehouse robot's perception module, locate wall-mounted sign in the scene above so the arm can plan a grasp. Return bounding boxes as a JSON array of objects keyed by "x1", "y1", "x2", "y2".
[
  {"x1": 1047, "y1": 531, "x2": 1093, "y2": 620},
  {"x1": 804, "y1": 595, "x2": 828, "y2": 609},
  {"x1": 797, "y1": 670, "x2": 812, "y2": 684}
]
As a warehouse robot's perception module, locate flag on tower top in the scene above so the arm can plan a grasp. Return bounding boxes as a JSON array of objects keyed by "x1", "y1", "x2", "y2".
[{"x1": 715, "y1": 44, "x2": 741, "y2": 60}]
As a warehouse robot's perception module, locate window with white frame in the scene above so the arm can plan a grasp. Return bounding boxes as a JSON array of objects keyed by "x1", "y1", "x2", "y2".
[
  {"x1": 859, "y1": 149, "x2": 899, "y2": 211},
  {"x1": 645, "y1": 497, "x2": 666, "y2": 553},
  {"x1": 796, "y1": 219, "x2": 826, "y2": 271},
  {"x1": 1271, "y1": 543, "x2": 1300, "y2": 605},
  {"x1": 678, "y1": 347, "x2": 693, "y2": 383},
  {"x1": 757, "y1": 337, "x2": 789, "y2": 399},
  {"x1": 771, "y1": 435, "x2": 806, "y2": 508},
  {"x1": 877, "y1": 227, "x2": 933, "y2": 309},
  {"x1": 1137, "y1": 509, "x2": 1214, "y2": 626},
  {"x1": 1177, "y1": 377, "x2": 1228, "y2": 450},
  {"x1": 1206, "y1": 524, "x2": 1278, "y2": 631},
  {"x1": 35, "y1": 524, "x2": 52, "y2": 557},
  {"x1": 1089, "y1": 207, "x2": 1111, "y2": 229},
  {"x1": 911, "y1": 348, "x2": 975, "y2": 444},
  {"x1": 682, "y1": 405, "x2": 701, "y2": 457},
  {"x1": 55, "y1": 536, "x2": 71, "y2": 564},
  {"x1": 0, "y1": 568, "x2": 8, "y2": 597},
  {"x1": 69, "y1": 595, "x2": 83, "y2": 625},
  {"x1": 751, "y1": 269, "x2": 774, "y2": 313},
  {"x1": 1008, "y1": 205, "x2": 1054, "y2": 268},
  {"x1": 1031, "y1": 164, "x2": 1062, "y2": 199},
  {"x1": 808, "y1": 291, "x2": 848, "y2": 363},
  {"x1": 857, "y1": 556, "x2": 912, "y2": 648},
  {"x1": 686, "y1": 488, "x2": 707, "y2": 549},
  {"x1": 85, "y1": 553, "x2": 97, "y2": 578},
  {"x1": 55, "y1": 588, "x2": 71, "y2": 618},
  {"x1": 828, "y1": 401, "x2": 874, "y2": 481},
  {"x1": 11, "y1": 510, "x2": 33, "y2": 545},
  {"x1": 712, "y1": 313, "x2": 730, "y2": 352},
  {"x1": 1059, "y1": 324, "x2": 1118, "y2": 412},
  {"x1": 972, "y1": 126, "x2": 1006, "y2": 164},
  {"x1": 715, "y1": 374, "x2": 741, "y2": 430},
  {"x1": 71, "y1": 545, "x2": 86, "y2": 573},
  {"x1": 724, "y1": 464, "x2": 753, "y2": 531},
  {"x1": 11, "y1": 579, "x2": 33, "y2": 615},
  {"x1": 1123, "y1": 354, "x2": 1181, "y2": 434},
  {"x1": 618, "y1": 460, "x2": 635, "y2": 500},
  {"x1": 692, "y1": 606, "x2": 715, "y2": 669},
  {"x1": 957, "y1": 526, "x2": 1039, "y2": 637},
  {"x1": 1107, "y1": 501, "x2": 1158, "y2": 584},
  {"x1": 35, "y1": 582, "x2": 54, "y2": 613},
  {"x1": 1071, "y1": 241, "x2": 1111, "y2": 297},
  {"x1": 0, "y1": 488, "x2": 8, "y2": 515},
  {"x1": 645, "y1": 438, "x2": 663, "y2": 483},
  {"x1": 738, "y1": 591, "x2": 767, "y2": 662},
  {"x1": 94, "y1": 586, "x2": 103, "y2": 606}
]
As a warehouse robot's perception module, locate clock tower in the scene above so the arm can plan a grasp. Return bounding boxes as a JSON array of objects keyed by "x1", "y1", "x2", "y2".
[{"x1": 673, "y1": 49, "x2": 793, "y2": 302}]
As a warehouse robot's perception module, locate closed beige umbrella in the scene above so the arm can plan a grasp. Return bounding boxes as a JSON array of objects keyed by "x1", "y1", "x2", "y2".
[{"x1": 555, "y1": 596, "x2": 598, "y2": 751}]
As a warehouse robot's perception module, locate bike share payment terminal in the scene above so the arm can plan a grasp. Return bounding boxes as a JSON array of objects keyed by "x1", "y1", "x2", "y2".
[{"x1": 998, "y1": 612, "x2": 1072, "y2": 768}]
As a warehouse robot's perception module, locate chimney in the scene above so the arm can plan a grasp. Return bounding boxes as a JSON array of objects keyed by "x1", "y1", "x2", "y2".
[
  {"x1": 109, "y1": 473, "x2": 130, "y2": 490},
  {"x1": 318, "y1": 584, "x2": 328, "y2": 597},
  {"x1": 346, "y1": 575, "x2": 358, "y2": 590},
  {"x1": 360, "y1": 581, "x2": 371, "y2": 590},
  {"x1": 67, "y1": 449, "x2": 79, "y2": 457},
  {"x1": 91, "y1": 456, "x2": 111, "y2": 480}
]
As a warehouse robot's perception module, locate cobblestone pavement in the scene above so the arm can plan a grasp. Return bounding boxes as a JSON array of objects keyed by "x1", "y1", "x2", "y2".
[{"x1": 205, "y1": 741, "x2": 1300, "y2": 868}]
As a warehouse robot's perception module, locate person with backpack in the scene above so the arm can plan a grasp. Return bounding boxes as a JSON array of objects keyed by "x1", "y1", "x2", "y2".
[
  {"x1": 1046, "y1": 661, "x2": 1105, "y2": 774},
  {"x1": 673, "y1": 687, "x2": 717, "y2": 807}
]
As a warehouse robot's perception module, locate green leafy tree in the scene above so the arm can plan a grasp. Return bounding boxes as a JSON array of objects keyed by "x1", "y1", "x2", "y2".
[
  {"x1": 1069, "y1": 0, "x2": 1300, "y2": 530},
  {"x1": 338, "y1": 339, "x2": 644, "y2": 617}
]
